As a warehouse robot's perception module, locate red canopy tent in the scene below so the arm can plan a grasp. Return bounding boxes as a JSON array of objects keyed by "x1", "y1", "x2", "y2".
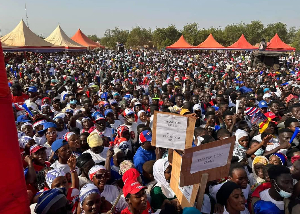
[
  {"x1": 266, "y1": 34, "x2": 295, "y2": 51},
  {"x1": 227, "y1": 34, "x2": 257, "y2": 50},
  {"x1": 71, "y1": 29, "x2": 105, "y2": 49},
  {"x1": 196, "y1": 34, "x2": 225, "y2": 49},
  {"x1": 165, "y1": 35, "x2": 194, "y2": 49}
]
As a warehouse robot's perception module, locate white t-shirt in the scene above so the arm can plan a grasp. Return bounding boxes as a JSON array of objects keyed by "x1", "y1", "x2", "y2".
[
  {"x1": 83, "y1": 147, "x2": 109, "y2": 164},
  {"x1": 50, "y1": 160, "x2": 79, "y2": 174},
  {"x1": 259, "y1": 189, "x2": 284, "y2": 211},
  {"x1": 101, "y1": 185, "x2": 128, "y2": 212}
]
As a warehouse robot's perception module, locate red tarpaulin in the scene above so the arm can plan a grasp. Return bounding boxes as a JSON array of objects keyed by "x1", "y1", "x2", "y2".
[
  {"x1": 227, "y1": 34, "x2": 257, "y2": 50},
  {"x1": 71, "y1": 29, "x2": 105, "y2": 49},
  {"x1": 196, "y1": 34, "x2": 225, "y2": 49},
  {"x1": 267, "y1": 34, "x2": 295, "y2": 51},
  {"x1": 0, "y1": 41, "x2": 30, "y2": 213},
  {"x1": 165, "y1": 35, "x2": 194, "y2": 49}
]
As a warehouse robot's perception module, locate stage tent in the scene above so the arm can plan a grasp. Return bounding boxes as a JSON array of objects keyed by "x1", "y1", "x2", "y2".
[
  {"x1": 165, "y1": 35, "x2": 194, "y2": 49},
  {"x1": 196, "y1": 34, "x2": 225, "y2": 49},
  {"x1": 0, "y1": 20, "x2": 63, "y2": 52},
  {"x1": 227, "y1": 34, "x2": 257, "y2": 50},
  {"x1": 71, "y1": 29, "x2": 104, "y2": 49},
  {"x1": 266, "y1": 33, "x2": 295, "y2": 51},
  {"x1": 45, "y1": 25, "x2": 86, "y2": 51}
]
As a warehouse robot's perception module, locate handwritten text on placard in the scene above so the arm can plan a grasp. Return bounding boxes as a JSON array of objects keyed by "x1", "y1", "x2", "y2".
[
  {"x1": 190, "y1": 143, "x2": 231, "y2": 174},
  {"x1": 178, "y1": 184, "x2": 193, "y2": 203},
  {"x1": 156, "y1": 114, "x2": 187, "y2": 150}
]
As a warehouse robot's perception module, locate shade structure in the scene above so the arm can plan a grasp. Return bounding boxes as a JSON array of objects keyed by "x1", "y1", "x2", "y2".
[
  {"x1": 71, "y1": 29, "x2": 104, "y2": 49},
  {"x1": 0, "y1": 19, "x2": 63, "y2": 52},
  {"x1": 45, "y1": 25, "x2": 86, "y2": 51},
  {"x1": 227, "y1": 34, "x2": 257, "y2": 50},
  {"x1": 266, "y1": 34, "x2": 295, "y2": 51},
  {"x1": 165, "y1": 35, "x2": 194, "y2": 49},
  {"x1": 196, "y1": 34, "x2": 225, "y2": 49}
]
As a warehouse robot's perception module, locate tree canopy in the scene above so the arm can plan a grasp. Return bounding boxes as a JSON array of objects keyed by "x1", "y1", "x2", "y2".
[{"x1": 97, "y1": 21, "x2": 300, "y2": 49}]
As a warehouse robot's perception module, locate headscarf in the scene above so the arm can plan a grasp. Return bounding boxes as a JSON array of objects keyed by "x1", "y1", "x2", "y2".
[
  {"x1": 216, "y1": 181, "x2": 240, "y2": 206},
  {"x1": 79, "y1": 183, "x2": 100, "y2": 207},
  {"x1": 63, "y1": 132, "x2": 76, "y2": 141},
  {"x1": 87, "y1": 132, "x2": 103, "y2": 148},
  {"x1": 46, "y1": 168, "x2": 66, "y2": 188},
  {"x1": 35, "y1": 188, "x2": 67, "y2": 214},
  {"x1": 137, "y1": 110, "x2": 146, "y2": 125},
  {"x1": 119, "y1": 160, "x2": 135, "y2": 175},
  {"x1": 235, "y1": 129, "x2": 248, "y2": 145},
  {"x1": 88, "y1": 165, "x2": 106, "y2": 181},
  {"x1": 252, "y1": 156, "x2": 269, "y2": 184},
  {"x1": 270, "y1": 153, "x2": 287, "y2": 165},
  {"x1": 21, "y1": 122, "x2": 32, "y2": 130},
  {"x1": 153, "y1": 159, "x2": 175, "y2": 198},
  {"x1": 233, "y1": 129, "x2": 248, "y2": 162}
]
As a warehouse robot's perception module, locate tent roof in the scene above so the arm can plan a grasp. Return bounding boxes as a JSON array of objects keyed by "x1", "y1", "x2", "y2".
[
  {"x1": 196, "y1": 34, "x2": 224, "y2": 49},
  {"x1": 0, "y1": 20, "x2": 53, "y2": 47},
  {"x1": 267, "y1": 34, "x2": 295, "y2": 51},
  {"x1": 166, "y1": 35, "x2": 194, "y2": 49},
  {"x1": 227, "y1": 34, "x2": 257, "y2": 50},
  {"x1": 71, "y1": 29, "x2": 104, "y2": 49},
  {"x1": 45, "y1": 25, "x2": 85, "y2": 48}
]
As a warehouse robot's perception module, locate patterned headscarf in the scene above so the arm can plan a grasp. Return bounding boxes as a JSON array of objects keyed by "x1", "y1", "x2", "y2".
[
  {"x1": 119, "y1": 160, "x2": 135, "y2": 175},
  {"x1": 19, "y1": 136, "x2": 33, "y2": 149},
  {"x1": 79, "y1": 184, "x2": 100, "y2": 207},
  {"x1": 88, "y1": 165, "x2": 106, "y2": 181}
]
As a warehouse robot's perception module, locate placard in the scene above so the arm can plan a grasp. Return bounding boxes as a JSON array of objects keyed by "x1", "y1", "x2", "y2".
[
  {"x1": 175, "y1": 136, "x2": 235, "y2": 187},
  {"x1": 152, "y1": 111, "x2": 195, "y2": 150}
]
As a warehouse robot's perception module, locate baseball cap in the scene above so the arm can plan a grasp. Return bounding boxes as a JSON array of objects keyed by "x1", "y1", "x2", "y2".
[
  {"x1": 263, "y1": 93, "x2": 272, "y2": 99},
  {"x1": 123, "y1": 109, "x2": 135, "y2": 117},
  {"x1": 51, "y1": 139, "x2": 68, "y2": 152},
  {"x1": 139, "y1": 130, "x2": 152, "y2": 144},
  {"x1": 38, "y1": 122, "x2": 57, "y2": 135},
  {"x1": 30, "y1": 144, "x2": 46, "y2": 155},
  {"x1": 100, "y1": 92, "x2": 108, "y2": 100},
  {"x1": 122, "y1": 168, "x2": 141, "y2": 185},
  {"x1": 104, "y1": 109, "x2": 114, "y2": 117},
  {"x1": 193, "y1": 104, "x2": 202, "y2": 112},
  {"x1": 263, "y1": 88, "x2": 270, "y2": 94},
  {"x1": 28, "y1": 86, "x2": 38, "y2": 93},
  {"x1": 17, "y1": 115, "x2": 31, "y2": 123},
  {"x1": 110, "y1": 100, "x2": 118, "y2": 105},
  {"x1": 258, "y1": 100, "x2": 268, "y2": 108},
  {"x1": 123, "y1": 181, "x2": 146, "y2": 198},
  {"x1": 94, "y1": 113, "x2": 105, "y2": 121}
]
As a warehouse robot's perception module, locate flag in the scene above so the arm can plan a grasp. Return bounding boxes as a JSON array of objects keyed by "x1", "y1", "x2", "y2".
[
  {"x1": 281, "y1": 82, "x2": 289, "y2": 86},
  {"x1": 251, "y1": 111, "x2": 268, "y2": 125},
  {"x1": 259, "y1": 71, "x2": 263, "y2": 75},
  {"x1": 236, "y1": 72, "x2": 241, "y2": 79},
  {"x1": 245, "y1": 107, "x2": 259, "y2": 117}
]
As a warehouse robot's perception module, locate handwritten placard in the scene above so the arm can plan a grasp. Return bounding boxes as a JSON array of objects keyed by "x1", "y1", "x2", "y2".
[
  {"x1": 152, "y1": 111, "x2": 195, "y2": 150},
  {"x1": 190, "y1": 143, "x2": 231, "y2": 174},
  {"x1": 178, "y1": 185, "x2": 193, "y2": 203}
]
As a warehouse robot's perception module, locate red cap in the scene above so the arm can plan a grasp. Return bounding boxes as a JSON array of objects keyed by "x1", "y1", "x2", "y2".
[
  {"x1": 30, "y1": 145, "x2": 46, "y2": 155},
  {"x1": 264, "y1": 112, "x2": 276, "y2": 119},
  {"x1": 123, "y1": 181, "x2": 146, "y2": 198},
  {"x1": 122, "y1": 168, "x2": 140, "y2": 185}
]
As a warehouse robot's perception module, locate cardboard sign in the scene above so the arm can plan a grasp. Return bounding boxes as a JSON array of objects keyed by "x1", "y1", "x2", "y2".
[
  {"x1": 152, "y1": 111, "x2": 195, "y2": 150},
  {"x1": 174, "y1": 136, "x2": 235, "y2": 187},
  {"x1": 170, "y1": 150, "x2": 200, "y2": 208}
]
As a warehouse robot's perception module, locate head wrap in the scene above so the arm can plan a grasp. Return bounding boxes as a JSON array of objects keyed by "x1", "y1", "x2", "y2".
[
  {"x1": 88, "y1": 165, "x2": 106, "y2": 181},
  {"x1": 46, "y1": 168, "x2": 66, "y2": 188},
  {"x1": 21, "y1": 122, "x2": 32, "y2": 130},
  {"x1": 79, "y1": 183, "x2": 100, "y2": 207},
  {"x1": 63, "y1": 132, "x2": 76, "y2": 141},
  {"x1": 216, "y1": 181, "x2": 240, "y2": 206},
  {"x1": 119, "y1": 160, "x2": 135, "y2": 175},
  {"x1": 252, "y1": 156, "x2": 269, "y2": 184},
  {"x1": 87, "y1": 132, "x2": 103, "y2": 148},
  {"x1": 42, "y1": 97, "x2": 51, "y2": 104},
  {"x1": 270, "y1": 153, "x2": 287, "y2": 165},
  {"x1": 33, "y1": 120, "x2": 47, "y2": 129},
  {"x1": 235, "y1": 129, "x2": 248, "y2": 145},
  {"x1": 19, "y1": 136, "x2": 33, "y2": 149},
  {"x1": 153, "y1": 159, "x2": 175, "y2": 198},
  {"x1": 35, "y1": 188, "x2": 67, "y2": 214}
]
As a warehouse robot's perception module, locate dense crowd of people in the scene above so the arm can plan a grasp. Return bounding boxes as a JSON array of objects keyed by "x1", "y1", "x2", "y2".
[{"x1": 6, "y1": 48, "x2": 300, "y2": 214}]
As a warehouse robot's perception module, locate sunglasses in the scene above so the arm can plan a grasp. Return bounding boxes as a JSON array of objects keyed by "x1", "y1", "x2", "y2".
[{"x1": 95, "y1": 173, "x2": 108, "y2": 180}]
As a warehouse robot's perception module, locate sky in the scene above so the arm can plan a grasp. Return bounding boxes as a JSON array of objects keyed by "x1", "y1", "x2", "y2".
[{"x1": 0, "y1": 0, "x2": 299, "y2": 38}]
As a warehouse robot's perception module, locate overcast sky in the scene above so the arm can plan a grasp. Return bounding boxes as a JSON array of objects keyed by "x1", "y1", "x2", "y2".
[{"x1": 0, "y1": 0, "x2": 299, "y2": 38}]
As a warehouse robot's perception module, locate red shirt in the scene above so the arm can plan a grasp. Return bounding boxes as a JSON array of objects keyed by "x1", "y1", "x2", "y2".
[
  {"x1": 12, "y1": 93, "x2": 29, "y2": 104},
  {"x1": 121, "y1": 202, "x2": 152, "y2": 214}
]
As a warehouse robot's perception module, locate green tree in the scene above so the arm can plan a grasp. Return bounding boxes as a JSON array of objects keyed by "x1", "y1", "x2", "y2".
[
  {"x1": 182, "y1": 23, "x2": 199, "y2": 45},
  {"x1": 223, "y1": 23, "x2": 246, "y2": 46},
  {"x1": 152, "y1": 25, "x2": 181, "y2": 49},
  {"x1": 262, "y1": 22, "x2": 288, "y2": 42},
  {"x1": 244, "y1": 21, "x2": 264, "y2": 45},
  {"x1": 126, "y1": 27, "x2": 152, "y2": 48},
  {"x1": 100, "y1": 27, "x2": 129, "y2": 49},
  {"x1": 287, "y1": 27, "x2": 297, "y2": 44},
  {"x1": 87, "y1": 34, "x2": 101, "y2": 42},
  {"x1": 291, "y1": 29, "x2": 300, "y2": 50}
]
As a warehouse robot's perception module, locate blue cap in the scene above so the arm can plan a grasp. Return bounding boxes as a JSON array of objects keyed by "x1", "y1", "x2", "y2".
[
  {"x1": 100, "y1": 92, "x2": 108, "y2": 100},
  {"x1": 139, "y1": 130, "x2": 152, "y2": 143},
  {"x1": 104, "y1": 109, "x2": 114, "y2": 117},
  {"x1": 239, "y1": 86, "x2": 253, "y2": 94},
  {"x1": 38, "y1": 122, "x2": 57, "y2": 135},
  {"x1": 263, "y1": 88, "x2": 270, "y2": 94},
  {"x1": 28, "y1": 86, "x2": 38, "y2": 93},
  {"x1": 258, "y1": 100, "x2": 268, "y2": 108},
  {"x1": 110, "y1": 100, "x2": 118, "y2": 105},
  {"x1": 17, "y1": 115, "x2": 31, "y2": 123},
  {"x1": 51, "y1": 139, "x2": 68, "y2": 152},
  {"x1": 65, "y1": 109, "x2": 74, "y2": 114}
]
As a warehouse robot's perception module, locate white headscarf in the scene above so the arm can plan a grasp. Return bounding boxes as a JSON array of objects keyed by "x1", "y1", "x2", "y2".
[
  {"x1": 137, "y1": 110, "x2": 146, "y2": 125},
  {"x1": 153, "y1": 159, "x2": 175, "y2": 198},
  {"x1": 235, "y1": 129, "x2": 248, "y2": 145}
]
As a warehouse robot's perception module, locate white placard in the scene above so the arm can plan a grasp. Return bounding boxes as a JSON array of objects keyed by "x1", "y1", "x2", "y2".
[
  {"x1": 178, "y1": 184, "x2": 193, "y2": 203},
  {"x1": 190, "y1": 143, "x2": 231, "y2": 174},
  {"x1": 236, "y1": 100, "x2": 240, "y2": 114},
  {"x1": 156, "y1": 113, "x2": 188, "y2": 150}
]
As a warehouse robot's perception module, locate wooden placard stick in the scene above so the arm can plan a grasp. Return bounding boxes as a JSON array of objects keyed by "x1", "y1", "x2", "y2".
[{"x1": 196, "y1": 173, "x2": 209, "y2": 211}]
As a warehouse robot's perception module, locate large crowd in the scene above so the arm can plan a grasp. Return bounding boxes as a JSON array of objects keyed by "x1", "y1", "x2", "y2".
[{"x1": 6, "y1": 48, "x2": 300, "y2": 214}]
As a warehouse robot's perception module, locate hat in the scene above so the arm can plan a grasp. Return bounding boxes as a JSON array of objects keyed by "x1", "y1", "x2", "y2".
[
  {"x1": 123, "y1": 181, "x2": 146, "y2": 198},
  {"x1": 17, "y1": 115, "x2": 30, "y2": 123},
  {"x1": 263, "y1": 93, "x2": 271, "y2": 99},
  {"x1": 65, "y1": 109, "x2": 74, "y2": 114},
  {"x1": 63, "y1": 132, "x2": 76, "y2": 141},
  {"x1": 28, "y1": 86, "x2": 38, "y2": 93},
  {"x1": 87, "y1": 132, "x2": 103, "y2": 148},
  {"x1": 100, "y1": 92, "x2": 108, "y2": 100},
  {"x1": 139, "y1": 130, "x2": 152, "y2": 144},
  {"x1": 79, "y1": 184, "x2": 100, "y2": 207},
  {"x1": 76, "y1": 153, "x2": 93, "y2": 168},
  {"x1": 38, "y1": 122, "x2": 57, "y2": 135},
  {"x1": 104, "y1": 109, "x2": 114, "y2": 117},
  {"x1": 258, "y1": 100, "x2": 268, "y2": 108},
  {"x1": 193, "y1": 104, "x2": 202, "y2": 112},
  {"x1": 122, "y1": 168, "x2": 141, "y2": 185},
  {"x1": 88, "y1": 165, "x2": 106, "y2": 180},
  {"x1": 30, "y1": 144, "x2": 46, "y2": 155},
  {"x1": 263, "y1": 88, "x2": 270, "y2": 94},
  {"x1": 46, "y1": 168, "x2": 66, "y2": 188},
  {"x1": 93, "y1": 112, "x2": 105, "y2": 121},
  {"x1": 264, "y1": 112, "x2": 276, "y2": 119},
  {"x1": 51, "y1": 139, "x2": 68, "y2": 152},
  {"x1": 110, "y1": 100, "x2": 118, "y2": 105},
  {"x1": 123, "y1": 108, "x2": 134, "y2": 117}
]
